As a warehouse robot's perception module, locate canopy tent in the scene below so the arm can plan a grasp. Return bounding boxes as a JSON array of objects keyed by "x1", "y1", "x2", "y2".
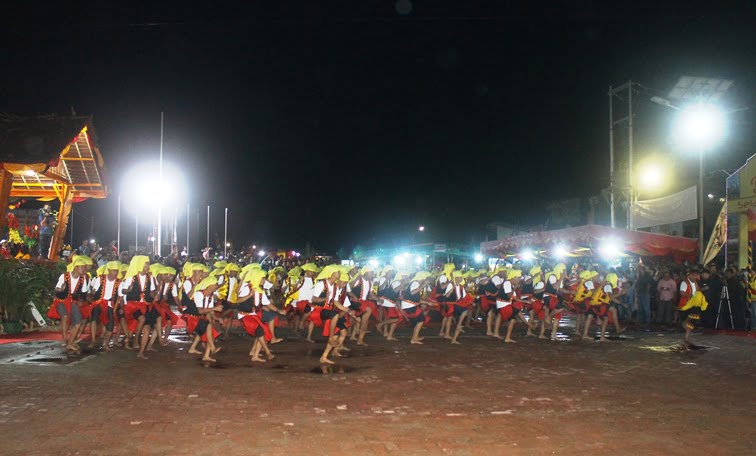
[
  {"x1": 0, "y1": 114, "x2": 108, "y2": 260},
  {"x1": 480, "y1": 224, "x2": 698, "y2": 262}
]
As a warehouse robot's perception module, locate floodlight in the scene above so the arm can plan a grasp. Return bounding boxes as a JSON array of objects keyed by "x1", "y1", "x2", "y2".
[
  {"x1": 394, "y1": 255, "x2": 405, "y2": 265},
  {"x1": 258, "y1": 250, "x2": 265, "y2": 256},
  {"x1": 554, "y1": 246, "x2": 569, "y2": 259},
  {"x1": 368, "y1": 259, "x2": 379, "y2": 267},
  {"x1": 415, "y1": 255, "x2": 424, "y2": 265},
  {"x1": 474, "y1": 254, "x2": 484, "y2": 263},
  {"x1": 520, "y1": 250, "x2": 535, "y2": 261},
  {"x1": 672, "y1": 103, "x2": 726, "y2": 150}
]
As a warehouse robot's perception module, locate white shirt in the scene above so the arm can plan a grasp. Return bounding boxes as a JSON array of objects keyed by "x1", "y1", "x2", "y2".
[
  {"x1": 312, "y1": 280, "x2": 336, "y2": 304},
  {"x1": 119, "y1": 274, "x2": 155, "y2": 299},
  {"x1": 236, "y1": 284, "x2": 255, "y2": 318},
  {"x1": 360, "y1": 278, "x2": 372, "y2": 300},
  {"x1": 55, "y1": 273, "x2": 89, "y2": 294},
  {"x1": 297, "y1": 277, "x2": 315, "y2": 302},
  {"x1": 680, "y1": 280, "x2": 698, "y2": 295},
  {"x1": 96, "y1": 278, "x2": 119, "y2": 303},
  {"x1": 161, "y1": 282, "x2": 178, "y2": 298},
  {"x1": 491, "y1": 276, "x2": 503, "y2": 287},
  {"x1": 193, "y1": 291, "x2": 214, "y2": 309}
]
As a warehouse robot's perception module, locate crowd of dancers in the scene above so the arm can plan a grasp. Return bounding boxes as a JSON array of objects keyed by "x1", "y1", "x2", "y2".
[{"x1": 47, "y1": 255, "x2": 711, "y2": 364}]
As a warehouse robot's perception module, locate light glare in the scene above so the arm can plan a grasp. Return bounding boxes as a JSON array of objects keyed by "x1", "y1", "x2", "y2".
[{"x1": 673, "y1": 103, "x2": 726, "y2": 150}]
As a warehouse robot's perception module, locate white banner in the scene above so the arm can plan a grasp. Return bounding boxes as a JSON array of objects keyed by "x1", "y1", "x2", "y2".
[{"x1": 631, "y1": 186, "x2": 698, "y2": 229}]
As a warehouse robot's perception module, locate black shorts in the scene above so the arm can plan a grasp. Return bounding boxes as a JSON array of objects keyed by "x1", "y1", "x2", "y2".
[
  {"x1": 90, "y1": 306, "x2": 102, "y2": 323},
  {"x1": 350, "y1": 301, "x2": 362, "y2": 312},
  {"x1": 221, "y1": 300, "x2": 232, "y2": 311},
  {"x1": 320, "y1": 309, "x2": 337, "y2": 321},
  {"x1": 194, "y1": 319, "x2": 209, "y2": 336},
  {"x1": 336, "y1": 316, "x2": 347, "y2": 330},
  {"x1": 144, "y1": 307, "x2": 160, "y2": 326},
  {"x1": 261, "y1": 309, "x2": 277, "y2": 323},
  {"x1": 104, "y1": 307, "x2": 115, "y2": 332},
  {"x1": 453, "y1": 305, "x2": 469, "y2": 319}
]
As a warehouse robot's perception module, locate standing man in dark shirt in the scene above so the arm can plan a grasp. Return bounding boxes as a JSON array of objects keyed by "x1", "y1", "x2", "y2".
[
  {"x1": 636, "y1": 264, "x2": 654, "y2": 330},
  {"x1": 37, "y1": 204, "x2": 54, "y2": 259},
  {"x1": 699, "y1": 267, "x2": 720, "y2": 329}
]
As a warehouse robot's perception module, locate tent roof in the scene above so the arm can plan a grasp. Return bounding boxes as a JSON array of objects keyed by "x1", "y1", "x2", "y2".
[
  {"x1": 480, "y1": 224, "x2": 698, "y2": 262},
  {"x1": 0, "y1": 114, "x2": 107, "y2": 199}
]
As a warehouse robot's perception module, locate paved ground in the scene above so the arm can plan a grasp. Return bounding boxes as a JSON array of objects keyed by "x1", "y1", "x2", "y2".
[{"x1": 1, "y1": 320, "x2": 754, "y2": 456}]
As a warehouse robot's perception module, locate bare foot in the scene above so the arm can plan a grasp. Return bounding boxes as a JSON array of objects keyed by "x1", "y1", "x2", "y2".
[
  {"x1": 486, "y1": 331, "x2": 494, "y2": 336},
  {"x1": 188, "y1": 348, "x2": 202, "y2": 355},
  {"x1": 617, "y1": 327, "x2": 626, "y2": 334},
  {"x1": 581, "y1": 336, "x2": 593, "y2": 341},
  {"x1": 265, "y1": 353, "x2": 275, "y2": 361},
  {"x1": 357, "y1": 340, "x2": 368, "y2": 346},
  {"x1": 387, "y1": 337, "x2": 399, "y2": 341},
  {"x1": 203, "y1": 356, "x2": 217, "y2": 363},
  {"x1": 492, "y1": 334, "x2": 503, "y2": 340},
  {"x1": 442, "y1": 335, "x2": 452, "y2": 340},
  {"x1": 526, "y1": 331, "x2": 536, "y2": 337},
  {"x1": 340, "y1": 346, "x2": 351, "y2": 352},
  {"x1": 538, "y1": 335, "x2": 549, "y2": 340},
  {"x1": 599, "y1": 337, "x2": 609, "y2": 342},
  {"x1": 410, "y1": 340, "x2": 424, "y2": 345},
  {"x1": 103, "y1": 345, "x2": 112, "y2": 351},
  {"x1": 137, "y1": 353, "x2": 148, "y2": 359},
  {"x1": 320, "y1": 357, "x2": 335, "y2": 365},
  {"x1": 305, "y1": 338, "x2": 315, "y2": 343},
  {"x1": 451, "y1": 340, "x2": 461, "y2": 345},
  {"x1": 550, "y1": 336, "x2": 557, "y2": 341},
  {"x1": 504, "y1": 338, "x2": 516, "y2": 343},
  {"x1": 250, "y1": 356, "x2": 266, "y2": 363},
  {"x1": 212, "y1": 347, "x2": 223, "y2": 354},
  {"x1": 271, "y1": 338, "x2": 283, "y2": 344}
]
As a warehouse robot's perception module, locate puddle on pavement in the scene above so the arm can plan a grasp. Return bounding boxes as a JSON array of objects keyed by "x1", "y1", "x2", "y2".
[
  {"x1": 310, "y1": 365, "x2": 359, "y2": 375},
  {"x1": 639, "y1": 343, "x2": 715, "y2": 353}
]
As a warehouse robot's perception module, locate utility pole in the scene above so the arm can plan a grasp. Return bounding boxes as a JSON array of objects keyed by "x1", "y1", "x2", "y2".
[
  {"x1": 608, "y1": 81, "x2": 635, "y2": 230},
  {"x1": 609, "y1": 86, "x2": 615, "y2": 228}
]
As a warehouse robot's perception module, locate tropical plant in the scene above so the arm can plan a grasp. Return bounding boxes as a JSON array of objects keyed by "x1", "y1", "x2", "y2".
[{"x1": 0, "y1": 260, "x2": 65, "y2": 324}]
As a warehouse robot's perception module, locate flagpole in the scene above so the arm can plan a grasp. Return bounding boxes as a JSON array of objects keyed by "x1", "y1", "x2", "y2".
[
  {"x1": 135, "y1": 215, "x2": 138, "y2": 251},
  {"x1": 206, "y1": 205, "x2": 210, "y2": 249},
  {"x1": 117, "y1": 194, "x2": 121, "y2": 253},
  {"x1": 224, "y1": 208, "x2": 228, "y2": 257},
  {"x1": 186, "y1": 203, "x2": 190, "y2": 255},
  {"x1": 157, "y1": 112, "x2": 164, "y2": 257}
]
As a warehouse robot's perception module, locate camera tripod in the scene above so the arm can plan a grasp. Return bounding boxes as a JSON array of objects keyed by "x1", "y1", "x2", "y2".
[{"x1": 715, "y1": 284, "x2": 735, "y2": 330}]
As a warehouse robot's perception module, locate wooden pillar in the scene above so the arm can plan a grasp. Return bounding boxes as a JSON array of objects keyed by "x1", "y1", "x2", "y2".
[
  {"x1": 49, "y1": 185, "x2": 73, "y2": 261},
  {"x1": 0, "y1": 169, "x2": 12, "y2": 231}
]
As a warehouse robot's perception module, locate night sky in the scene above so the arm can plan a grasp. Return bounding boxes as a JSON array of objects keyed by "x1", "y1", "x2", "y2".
[{"x1": 2, "y1": 1, "x2": 755, "y2": 254}]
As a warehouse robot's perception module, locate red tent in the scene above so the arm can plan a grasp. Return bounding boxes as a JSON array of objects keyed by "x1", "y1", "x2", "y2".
[{"x1": 480, "y1": 224, "x2": 698, "y2": 262}]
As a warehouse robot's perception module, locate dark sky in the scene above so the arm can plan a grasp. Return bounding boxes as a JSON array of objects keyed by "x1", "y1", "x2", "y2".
[{"x1": 2, "y1": 1, "x2": 756, "y2": 253}]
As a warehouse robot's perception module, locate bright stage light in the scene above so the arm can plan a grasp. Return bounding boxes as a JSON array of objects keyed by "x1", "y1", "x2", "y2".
[
  {"x1": 368, "y1": 259, "x2": 379, "y2": 267},
  {"x1": 258, "y1": 250, "x2": 265, "y2": 257},
  {"x1": 554, "y1": 246, "x2": 569, "y2": 259},
  {"x1": 673, "y1": 103, "x2": 726, "y2": 150},
  {"x1": 418, "y1": 226, "x2": 425, "y2": 232},
  {"x1": 121, "y1": 160, "x2": 187, "y2": 218},
  {"x1": 474, "y1": 253, "x2": 484, "y2": 263},
  {"x1": 415, "y1": 255, "x2": 424, "y2": 265},
  {"x1": 394, "y1": 255, "x2": 406, "y2": 265},
  {"x1": 598, "y1": 240, "x2": 621, "y2": 259},
  {"x1": 520, "y1": 250, "x2": 535, "y2": 261}
]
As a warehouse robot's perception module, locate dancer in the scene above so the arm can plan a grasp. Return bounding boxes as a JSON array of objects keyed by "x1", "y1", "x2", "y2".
[
  {"x1": 87, "y1": 261, "x2": 122, "y2": 350},
  {"x1": 119, "y1": 256, "x2": 160, "y2": 359},
  {"x1": 155, "y1": 266, "x2": 180, "y2": 345},
  {"x1": 48, "y1": 256, "x2": 90, "y2": 352},
  {"x1": 348, "y1": 265, "x2": 379, "y2": 345},
  {"x1": 401, "y1": 271, "x2": 433, "y2": 344},
  {"x1": 678, "y1": 268, "x2": 708, "y2": 347},
  {"x1": 236, "y1": 267, "x2": 274, "y2": 363},
  {"x1": 186, "y1": 275, "x2": 224, "y2": 363}
]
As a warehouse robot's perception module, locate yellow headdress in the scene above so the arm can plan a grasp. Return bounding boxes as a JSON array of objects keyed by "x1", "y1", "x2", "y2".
[
  {"x1": 338, "y1": 266, "x2": 353, "y2": 282},
  {"x1": 443, "y1": 263, "x2": 456, "y2": 277},
  {"x1": 529, "y1": 266, "x2": 542, "y2": 278},
  {"x1": 579, "y1": 271, "x2": 593, "y2": 280},
  {"x1": 196, "y1": 276, "x2": 218, "y2": 292},
  {"x1": 301, "y1": 263, "x2": 318, "y2": 273},
  {"x1": 182, "y1": 262, "x2": 194, "y2": 278},
  {"x1": 96, "y1": 264, "x2": 107, "y2": 276},
  {"x1": 412, "y1": 271, "x2": 431, "y2": 283},
  {"x1": 242, "y1": 268, "x2": 267, "y2": 292},
  {"x1": 149, "y1": 263, "x2": 162, "y2": 277},
  {"x1": 507, "y1": 269, "x2": 522, "y2": 280},
  {"x1": 316, "y1": 264, "x2": 342, "y2": 281},
  {"x1": 106, "y1": 261, "x2": 121, "y2": 271},
  {"x1": 214, "y1": 260, "x2": 228, "y2": 269},
  {"x1": 288, "y1": 266, "x2": 302, "y2": 278},
  {"x1": 605, "y1": 272, "x2": 619, "y2": 289},
  {"x1": 192, "y1": 263, "x2": 210, "y2": 274},
  {"x1": 359, "y1": 265, "x2": 374, "y2": 275},
  {"x1": 224, "y1": 263, "x2": 241, "y2": 274},
  {"x1": 239, "y1": 263, "x2": 262, "y2": 283},
  {"x1": 118, "y1": 264, "x2": 129, "y2": 279},
  {"x1": 125, "y1": 255, "x2": 150, "y2": 278},
  {"x1": 553, "y1": 263, "x2": 566, "y2": 277}
]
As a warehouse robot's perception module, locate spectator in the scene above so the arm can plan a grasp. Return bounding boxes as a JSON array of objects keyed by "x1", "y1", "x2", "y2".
[
  {"x1": 636, "y1": 264, "x2": 654, "y2": 329},
  {"x1": 656, "y1": 270, "x2": 676, "y2": 325},
  {"x1": 37, "y1": 204, "x2": 54, "y2": 259}
]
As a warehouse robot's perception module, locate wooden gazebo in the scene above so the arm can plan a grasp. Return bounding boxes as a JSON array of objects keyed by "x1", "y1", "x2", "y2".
[{"x1": 0, "y1": 114, "x2": 108, "y2": 259}]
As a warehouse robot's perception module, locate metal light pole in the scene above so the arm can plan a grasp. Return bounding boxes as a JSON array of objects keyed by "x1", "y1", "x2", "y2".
[
  {"x1": 117, "y1": 194, "x2": 121, "y2": 253},
  {"x1": 608, "y1": 86, "x2": 615, "y2": 228},
  {"x1": 206, "y1": 205, "x2": 210, "y2": 249},
  {"x1": 157, "y1": 112, "x2": 164, "y2": 256},
  {"x1": 698, "y1": 149, "x2": 705, "y2": 260},
  {"x1": 224, "y1": 207, "x2": 228, "y2": 257}
]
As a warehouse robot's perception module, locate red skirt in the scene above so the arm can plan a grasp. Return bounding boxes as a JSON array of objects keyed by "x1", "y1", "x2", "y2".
[
  {"x1": 293, "y1": 300, "x2": 311, "y2": 315},
  {"x1": 357, "y1": 299, "x2": 378, "y2": 320},
  {"x1": 157, "y1": 301, "x2": 179, "y2": 326},
  {"x1": 241, "y1": 314, "x2": 272, "y2": 341},
  {"x1": 124, "y1": 301, "x2": 147, "y2": 333},
  {"x1": 498, "y1": 305, "x2": 515, "y2": 321},
  {"x1": 480, "y1": 296, "x2": 494, "y2": 313},
  {"x1": 91, "y1": 299, "x2": 112, "y2": 325},
  {"x1": 186, "y1": 314, "x2": 219, "y2": 342},
  {"x1": 532, "y1": 299, "x2": 545, "y2": 320},
  {"x1": 457, "y1": 294, "x2": 474, "y2": 308},
  {"x1": 47, "y1": 297, "x2": 73, "y2": 320},
  {"x1": 308, "y1": 307, "x2": 325, "y2": 327},
  {"x1": 385, "y1": 307, "x2": 401, "y2": 320}
]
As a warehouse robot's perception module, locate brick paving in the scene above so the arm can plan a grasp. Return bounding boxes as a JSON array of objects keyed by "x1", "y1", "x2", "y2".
[{"x1": 1, "y1": 324, "x2": 754, "y2": 455}]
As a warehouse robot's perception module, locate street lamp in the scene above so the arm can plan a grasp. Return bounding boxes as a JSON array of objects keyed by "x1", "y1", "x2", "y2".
[
  {"x1": 673, "y1": 102, "x2": 727, "y2": 260},
  {"x1": 418, "y1": 226, "x2": 425, "y2": 232}
]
